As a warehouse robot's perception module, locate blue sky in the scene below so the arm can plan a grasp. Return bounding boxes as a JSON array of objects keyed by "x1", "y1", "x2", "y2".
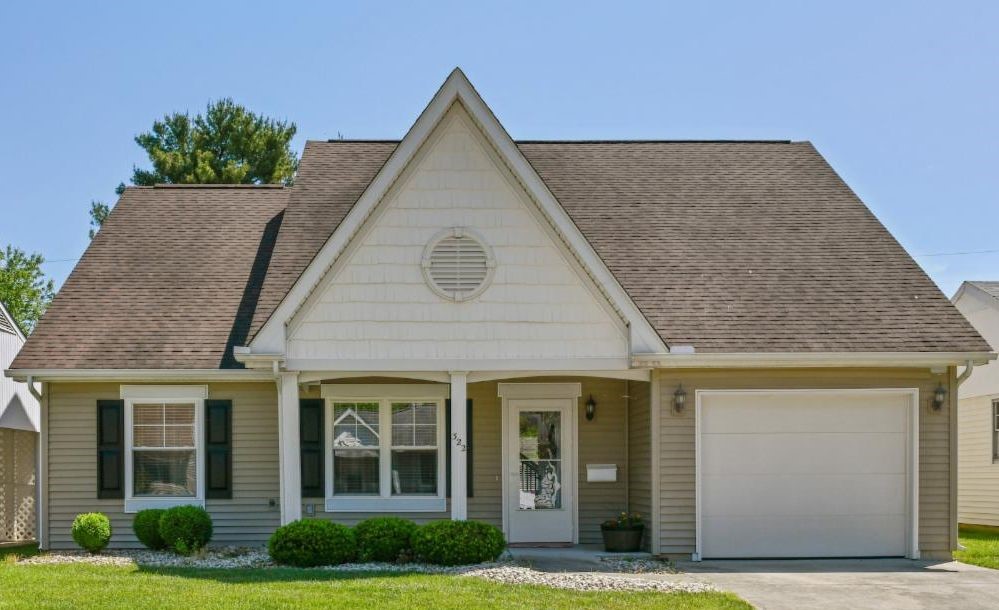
[{"x1": 1, "y1": 1, "x2": 996, "y2": 296}]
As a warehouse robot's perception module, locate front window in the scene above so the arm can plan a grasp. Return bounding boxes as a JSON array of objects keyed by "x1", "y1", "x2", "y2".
[
  {"x1": 391, "y1": 402, "x2": 439, "y2": 495},
  {"x1": 132, "y1": 403, "x2": 197, "y2": 496},
  {"x1": 332, "y1": 402, "x2": 380, "y2": 495},
  {"x1": 121, "y1": 385, "x2": 205, "y2": 512},
  {"x1": 325, "y1": 387, "x2": 446, "y2": 512}
]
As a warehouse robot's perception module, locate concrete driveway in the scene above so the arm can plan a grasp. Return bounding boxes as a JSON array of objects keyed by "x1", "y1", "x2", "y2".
[{"x1": 675, "y1": 558, "x2": 999, "y2": 610}]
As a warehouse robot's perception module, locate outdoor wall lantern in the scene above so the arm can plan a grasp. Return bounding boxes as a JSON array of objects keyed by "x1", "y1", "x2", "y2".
[
  {"x1": 673, "y1": 384, "x2": 687, "y2": 414},
  {"x1": 932, "y1": 383, "x2": 948, "y2": 411},
  {"x1": 585, "y1": 394, "x2": 597, "y2": 421}
]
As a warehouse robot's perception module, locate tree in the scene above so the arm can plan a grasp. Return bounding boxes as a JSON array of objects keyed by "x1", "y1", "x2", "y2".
[
  {"x1": 88, "y1": 98, "x2": 298, "y2": 236},
  {"x1": 0, "y1": 245, "x2": 55, "y2": 333},
  {"x1": 132, "y1": 98, "x2": 298, "y2": 186},
  {"x1": 89, "y1": 201, "x2": 110, "y2": 239}
]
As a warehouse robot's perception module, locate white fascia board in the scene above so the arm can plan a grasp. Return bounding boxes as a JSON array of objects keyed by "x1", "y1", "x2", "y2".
[
  {"x1": 4, "y1": 368, "x2": 275, "y2": 383},
  {"x1": 246, "y1": 67, "x2": 669, "y2": 358},
  {"x1": 284, "y1": 357, "x2": 631, "y2": 373},
  {"x1": 633, "y1": 351, "x2": 997, "y2": 369}
]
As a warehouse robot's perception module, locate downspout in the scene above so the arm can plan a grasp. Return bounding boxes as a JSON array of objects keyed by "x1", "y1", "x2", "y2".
[
  {"x1": 956, "y1": 360, "x2": 976, "y2": 386},
  {"x1": 27, "y1": 376, "x2": 44, "y2": 549},
  {"x1": 26, "y1": 375, "x2": 42, "y2": 402},
  {"x1": 953, "y1": 360, "x2": 975, "y2": 554}
]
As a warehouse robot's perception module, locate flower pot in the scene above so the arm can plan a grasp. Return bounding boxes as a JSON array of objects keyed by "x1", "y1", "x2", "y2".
[{"x1": 600, "y1": 525, "x2": 644, "y2": 552}]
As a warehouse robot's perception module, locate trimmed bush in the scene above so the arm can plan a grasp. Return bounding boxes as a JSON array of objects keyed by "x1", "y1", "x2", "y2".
[
  {"x1": 159, "y1": 505, "x2": 213, "y2": 555},
  {"x1": 411, "y1": 520, "x2": 506, "y2": 566},
  {"x1": 132, "y1": 509, "x2": 167, "y2": 550},
  {"x1": 355, "y1": 517, "x2": 418, "y2": 562},
  {"x1": 71, "y1": 513, "x2": 112, "y2": 553},
  {"x1": 268, "y1": 520, "x2": 357, "y2": 567}
]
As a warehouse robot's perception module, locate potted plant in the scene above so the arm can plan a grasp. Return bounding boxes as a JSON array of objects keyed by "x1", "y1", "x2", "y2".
[{"x1": 600, "y1": 512, "x2": 644, "y2": 552}]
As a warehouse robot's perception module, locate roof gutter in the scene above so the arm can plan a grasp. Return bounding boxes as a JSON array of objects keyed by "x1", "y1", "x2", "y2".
[
  {"x1": 4, "y1": 368, "x2": 275, "y2": 383},
  {"x1": 631, "y1": 351, "x2": 996, "y2": 369},
  {"x1": 231, "y1": 346, "x2": 286, "y2": 371}
]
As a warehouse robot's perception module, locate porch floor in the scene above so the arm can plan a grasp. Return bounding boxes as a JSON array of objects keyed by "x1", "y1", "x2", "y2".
[{"x1": 506, "y1": 544, "x2": 653, "y2": 572}]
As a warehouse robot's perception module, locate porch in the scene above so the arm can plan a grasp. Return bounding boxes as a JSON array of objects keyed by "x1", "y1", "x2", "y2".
[{"x1": 276, "y1": 373, "x2": 653, "y2": 548}]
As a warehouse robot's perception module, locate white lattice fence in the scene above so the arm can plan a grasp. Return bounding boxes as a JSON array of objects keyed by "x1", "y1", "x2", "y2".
[{"x1": 0, "y1": 428, "x2": 36, "y2": 542}]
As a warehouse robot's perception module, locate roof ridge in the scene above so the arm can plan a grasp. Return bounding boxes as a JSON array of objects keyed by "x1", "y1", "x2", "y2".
[
  {"x1": 319, "y1": 138, "x2": 796, "y2": 144},
  {"x1": 151, "y1": 184, "x2": 286, "y2": 189}
]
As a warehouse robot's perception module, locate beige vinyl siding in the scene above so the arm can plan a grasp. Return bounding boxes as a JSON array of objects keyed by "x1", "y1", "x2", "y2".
[
  {"x1": 654, "y1": 367, "x2": 957, "y2": 559},
  {"x1": 47, "y1": 382, "x2": 280, "y2": 549},
  {"x1": 575, "y1": 379, "x2": 629, "y2": 544},
  {"x1": 958, "y1": 394, "x2": 999, "y2": 526},
  {"x1": 627, "y1": 380, "x2": 652, "y2": 550}
]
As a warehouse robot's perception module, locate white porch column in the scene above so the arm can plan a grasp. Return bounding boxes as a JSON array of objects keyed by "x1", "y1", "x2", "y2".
[
  {"x1": 277, "y1": 372, "x2": 302, "y2": 524},
  {"x1": 449, "y1": 371, "x2": 468, "y2": 520}
]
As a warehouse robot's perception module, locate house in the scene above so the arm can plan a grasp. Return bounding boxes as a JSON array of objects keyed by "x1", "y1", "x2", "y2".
[
  {"x1": 0, "y1": 300, "x2": 39, "y2": 543},
  {"x1": 953, "y1": 281, "x2": 999, "y2": 527},
  {"x1": 5, "y1": 70, "x2": 994, "y2": 560}
]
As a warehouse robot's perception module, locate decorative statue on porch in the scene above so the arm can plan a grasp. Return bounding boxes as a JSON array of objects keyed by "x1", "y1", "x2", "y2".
[{"x1": 535, "y1": 463, "x2": 561, "y2": 509}]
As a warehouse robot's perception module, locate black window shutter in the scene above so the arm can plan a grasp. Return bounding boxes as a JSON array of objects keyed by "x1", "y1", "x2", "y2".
[
  {"x1": 204, "y1": 399, "x2": 233, "y2": 499},
  {"x1": 97, "y1": 399, "x2": 124, "y2": 499},
  {"x1": 445, "y1": 399, "x2": 473, "y2": 498},
  {"x1": 300, "y1": 398, "x2": 324, "y2": 498}
]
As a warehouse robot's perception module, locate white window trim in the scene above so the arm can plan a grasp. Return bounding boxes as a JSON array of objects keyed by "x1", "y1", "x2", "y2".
[
  {"x1": 120, "y1": 385, "x2": 207, "y2": 513},
  {"x1": 322, "y1": 385, "x2": 447, "y2": 513}
]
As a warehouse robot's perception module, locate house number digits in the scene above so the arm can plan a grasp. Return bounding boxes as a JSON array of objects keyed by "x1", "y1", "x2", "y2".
[{"x1": 451, "y1": 433, "x2": 468, "y2": 452}]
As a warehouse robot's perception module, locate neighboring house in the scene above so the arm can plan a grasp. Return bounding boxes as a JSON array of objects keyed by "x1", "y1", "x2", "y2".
[
  {"x1": 4, "y1": 70, "x2": 994, "y2": 560},
  {"x1": 953, "y1": 281, "x2": 999, "y2": 527},
  {"x1": 0, "y1": 301, "x2": 39, "y2": 542}
]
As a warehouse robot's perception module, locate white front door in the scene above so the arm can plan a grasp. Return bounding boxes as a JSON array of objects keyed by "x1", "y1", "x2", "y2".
[{"x1": 505, "y1": 398, "x2": 575, "y2": 544}]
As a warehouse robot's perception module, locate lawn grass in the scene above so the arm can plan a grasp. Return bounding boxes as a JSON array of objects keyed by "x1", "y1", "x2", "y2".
[
  {"x1": 0, "y1": 563, "x2": 750, "y2": 610},
  {"x1": 955, "y1": 524, "x2": 999, "y2": 569}
]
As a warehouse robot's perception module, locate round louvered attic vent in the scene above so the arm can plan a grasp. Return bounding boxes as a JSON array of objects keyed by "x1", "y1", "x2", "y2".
[{"x1": 422, "y1": 227, "x2": 495, "y2": 302}]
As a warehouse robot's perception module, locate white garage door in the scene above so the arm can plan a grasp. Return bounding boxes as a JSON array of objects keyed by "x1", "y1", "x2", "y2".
[{"x1": 698, "y1": 390, "x2": 914, "y2": 559}]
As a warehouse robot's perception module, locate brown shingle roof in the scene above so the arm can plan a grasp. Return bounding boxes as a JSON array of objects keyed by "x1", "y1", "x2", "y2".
[
  {"x1": 249, "y1": 140, "x2": 989, "y2": 355},
  {"x1": 12, "y1": 186, "x2": 288, "y2": 369},
  {"x1": 12, "y1": 140, "x2": 990, "y2": 370}
]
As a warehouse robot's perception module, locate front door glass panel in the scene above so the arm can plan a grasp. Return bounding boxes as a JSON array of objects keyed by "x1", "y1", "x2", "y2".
[{"x1": 518, "y1": 411, "x2": 562, "y2": 510}]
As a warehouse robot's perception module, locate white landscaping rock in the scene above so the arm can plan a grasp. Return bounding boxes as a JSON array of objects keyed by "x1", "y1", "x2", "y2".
[{"x1": 17, "y1": 548, "x2": 712, "y2": 593}]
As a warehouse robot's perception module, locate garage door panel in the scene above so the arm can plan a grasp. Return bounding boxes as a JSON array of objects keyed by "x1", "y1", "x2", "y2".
[
  {"x1": 703, "y1": 473, "x2": 906, "y2": 517},
  {"x1": 702, "y1": 432, "x2": 906, "y2": 475},
  {"x1": 701, "y1": 394, "x2": 909, "y2": 434},
  {"x1": 699, "y1": 390, "x2": 911, "y2": 559},
  {"x1": 702, "y1": 514, "x2": 908, "y2": 558}
]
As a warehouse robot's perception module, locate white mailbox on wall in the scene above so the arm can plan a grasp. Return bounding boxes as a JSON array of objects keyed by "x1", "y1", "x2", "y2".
[{"x1": 586, "y1": 463, "x2": 618, "y2": 482}]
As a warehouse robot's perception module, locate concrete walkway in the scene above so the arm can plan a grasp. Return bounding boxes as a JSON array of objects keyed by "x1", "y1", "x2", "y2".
[{"x1": 674, "y1": 558, "x2": 999, "y2": 610}]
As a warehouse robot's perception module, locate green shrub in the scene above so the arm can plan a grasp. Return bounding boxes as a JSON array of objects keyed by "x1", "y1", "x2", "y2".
[
  {"x1": 354, "y1": 517, "x2": 419, "y2": 562},
  {"x1": 268, "y1": 520, "x2": 357, "y2": 567},
  {"x1": 132, "y1": 509, "x2": 167, "y2": 550},
  {"x1": 411, "y1": 520, "x2": 506, "y2": 566},
  {"x1": 71, "y1": 513, "x2": 112, "y2": 553},
  {"x1": 159, "y1": 505, "x2": 213, "y2": 555}
]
